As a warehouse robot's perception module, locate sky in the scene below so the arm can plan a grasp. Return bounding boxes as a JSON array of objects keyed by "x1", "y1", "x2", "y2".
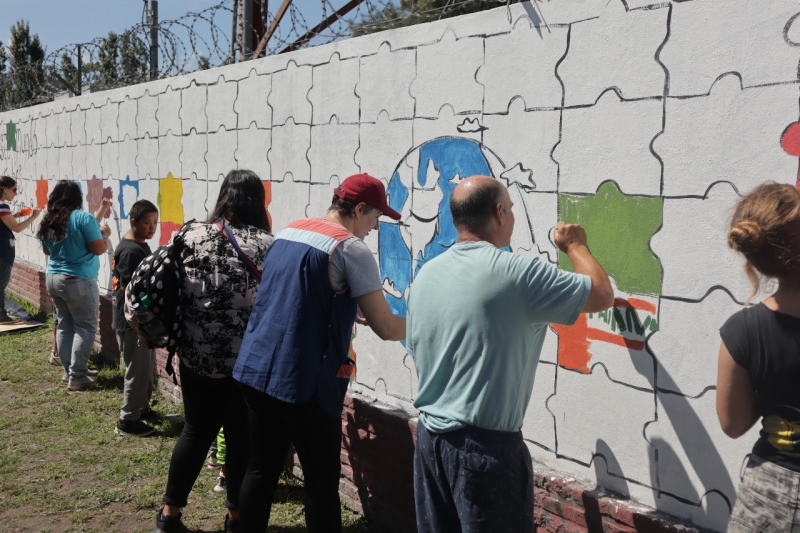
[{"x1": 0, "y1": 0, "x2": 344, "y2": 60}]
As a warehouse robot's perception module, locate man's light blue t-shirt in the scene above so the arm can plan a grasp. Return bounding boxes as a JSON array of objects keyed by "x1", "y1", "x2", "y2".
[
  {"x1": 406, "y1": 241, "x2": 591, "y2": 433},
  {"x1": 42, "y1": 210, "x2": 102, "y2": 279}
]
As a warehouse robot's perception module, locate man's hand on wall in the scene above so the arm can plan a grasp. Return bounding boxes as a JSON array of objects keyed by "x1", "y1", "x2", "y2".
[{"x1": 553, "y1": 221, "x2": 588, "y2": 254}]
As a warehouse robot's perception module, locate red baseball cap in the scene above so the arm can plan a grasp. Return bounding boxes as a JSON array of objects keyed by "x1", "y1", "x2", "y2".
[{"x1": 334, "y1": 173, "x2": 401, "y2": 220}]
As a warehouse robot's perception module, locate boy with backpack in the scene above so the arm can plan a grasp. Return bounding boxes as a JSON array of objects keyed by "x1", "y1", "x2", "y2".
[{"x1": 112, "y1": 200, "x2": 159, "y2": 437}]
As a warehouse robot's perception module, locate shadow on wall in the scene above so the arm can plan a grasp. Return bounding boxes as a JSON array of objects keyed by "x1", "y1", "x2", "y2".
[
  {"x1": 586, "y1": 349, "x2": 743, "y2": 531},
  {"x1": 342, "y1": 397, "x2": 417, "y2": 533}
]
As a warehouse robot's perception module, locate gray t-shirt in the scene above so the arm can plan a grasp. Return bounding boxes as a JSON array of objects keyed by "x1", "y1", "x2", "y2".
[{"x1": 329, "y1": 236, "x2": 382, "y2": 298}]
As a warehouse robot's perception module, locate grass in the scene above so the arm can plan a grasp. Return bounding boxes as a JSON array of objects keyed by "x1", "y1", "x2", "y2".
[{"x1": 0, "y1": 309, "x2": 384, "y2": 533}]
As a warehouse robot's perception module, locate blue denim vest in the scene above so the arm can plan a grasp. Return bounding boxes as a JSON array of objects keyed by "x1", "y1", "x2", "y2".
[{"x1": 234, "y1": 218, "x2": 358, "y2": 417}]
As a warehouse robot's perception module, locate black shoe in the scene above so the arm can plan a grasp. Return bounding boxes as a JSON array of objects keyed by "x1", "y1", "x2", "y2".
[
  {"x1": 225, "y1": 514, "x2": 240, "y2": 533},
  {"x1": 0, "y1": 315, "x2": 13, "y2": 323},
  {"x1": 152, "y1": 510, "x2": 188, "y2": 533},
  {"x1": 115, "y1": 419, "x2": 156, "y2": 437},
  {"x1": 141, "y1": 408, "x2": 158, "y2": 421}
]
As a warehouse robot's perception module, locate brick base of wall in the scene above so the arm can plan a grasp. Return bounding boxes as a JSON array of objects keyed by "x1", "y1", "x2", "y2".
[
  {"x1": 7, "y1": 258, "x2": 53, "y2": 315},
  {"x1": 8, "y1": 260, "x2": 709, "y2": 533},
  {"x1": 337, "y1": 393, "x2": 709, "y2": 533}
]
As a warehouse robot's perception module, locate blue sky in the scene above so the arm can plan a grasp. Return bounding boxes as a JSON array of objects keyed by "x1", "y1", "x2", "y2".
[{"x1": 0, "y1": 0, "x2": 341, "y2": 59}]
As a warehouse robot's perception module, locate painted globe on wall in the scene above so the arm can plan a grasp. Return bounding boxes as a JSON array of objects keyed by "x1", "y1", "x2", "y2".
[{"x1": 378, "y1": 137, "x2": 507, "y2": 317}]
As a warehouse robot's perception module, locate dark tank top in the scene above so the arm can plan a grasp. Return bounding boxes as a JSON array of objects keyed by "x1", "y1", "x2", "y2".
[{"x1": 720, "y1": 303, "x2": 800, "y2": 471}]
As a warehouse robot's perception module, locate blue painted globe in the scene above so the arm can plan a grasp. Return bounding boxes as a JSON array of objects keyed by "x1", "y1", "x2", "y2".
[{"x1": 378, "y1": 137, "x2": 505, "y2": 317}]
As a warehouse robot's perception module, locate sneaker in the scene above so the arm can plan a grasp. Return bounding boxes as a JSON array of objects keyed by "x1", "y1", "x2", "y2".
[
  {"x1": 213, "y1": 473, "x2": 227, "y2": 493},
  {"x1": 48, "y1": 349, "x2": 61, "y2": 366},
  {"x1": 63, "y1": 369, "x2": 99, "y2": 383},
  {"x1": 0, "y1": 316, "x2": 12, "y2": 323},
  {"x1": 207, "y1": 451, "x2": 222, "y2": 469},
  {"x1": 115, "y1": 419, "x2": 156, "y2": 437},
  {"x1": 224, "y1": 514, "x2": 240, "y2": 533},
  {"x1": 152, "y1": 510, "x2": 188, "y2": 533},
  {"x1": 67, "y1": 374, "x2": 97, "y2": 391}
]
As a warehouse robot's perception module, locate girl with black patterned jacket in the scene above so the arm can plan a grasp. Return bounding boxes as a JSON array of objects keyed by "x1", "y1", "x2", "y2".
[{"x1": 153, "y1": 170, "x2": 273, "y2": 533}]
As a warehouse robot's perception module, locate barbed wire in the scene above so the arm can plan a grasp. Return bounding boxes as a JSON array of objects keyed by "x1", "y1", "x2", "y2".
[{"x1": 0, "y1": 0, "x2": 514, "y2": 113}]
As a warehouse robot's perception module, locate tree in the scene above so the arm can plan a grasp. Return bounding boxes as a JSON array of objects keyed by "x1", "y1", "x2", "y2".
[
  {"x1": 58, "y1": 51, "x2": 79, "y2": 93},
  {"x1": 197, "y1": 55, "x2": 212, "y2": 71},
  {"x1": 81, "y1": 30, "x2": 148, "y2": 89},
  {"x1": 96, "y1": 31, "x2": 119, "y2": 87},
  {"x1": 6, "y1": 20, "x2": 46, "y2": 106},
  {"x1": 118, "y1": 30, "x2": 148, "y2": 83},
  {"x1": 0, "y1": 41, "x2": 7, "y2": 74},
  {"x1": 349, "y1": 0, "x2": 498, "y2": 37},
  {"x1": 0, "y1": 41, "x2": 7, "y2": 110}
]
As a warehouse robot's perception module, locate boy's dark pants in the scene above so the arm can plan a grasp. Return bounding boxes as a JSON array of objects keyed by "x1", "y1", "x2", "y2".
[{"x1": 117, "y1": 328, "x2": 156, "y2": 420}]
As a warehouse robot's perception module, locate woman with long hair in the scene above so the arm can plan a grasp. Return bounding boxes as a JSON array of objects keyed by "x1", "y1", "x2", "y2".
[
  {"x1": 716, "y1": 182, "x2": 800, "y2": 531},
  {"x1": 37, "y1": 181, "x2": 111, "y2": 390},
  {"x1": 153, "y1": 170, "x2": 273, "y2": 533},
  {"x1": 0, "y1": 176, "x2": 41, "y2": 322}
]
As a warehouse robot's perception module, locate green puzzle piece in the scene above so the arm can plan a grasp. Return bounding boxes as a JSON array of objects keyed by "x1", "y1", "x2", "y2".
[
  {"x1": 6, "y1": 122, "x2": 16, "y2": 151},
  {"x1": 559, "y1": 181, "x2": 663, "y2": 296}
]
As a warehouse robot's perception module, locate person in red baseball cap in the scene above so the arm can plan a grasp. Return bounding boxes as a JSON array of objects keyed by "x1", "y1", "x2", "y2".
[
  {"x1": 234, "y1": 173, "x2": 406, "y2": 532},
  {"x1": 332, "y1": 173, "x2": 401, "y2": 223}
]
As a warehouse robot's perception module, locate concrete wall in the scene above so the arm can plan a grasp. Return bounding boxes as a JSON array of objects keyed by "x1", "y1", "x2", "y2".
[{"x1": 2, "y1": 1, "x2": 800, "y2": 530}]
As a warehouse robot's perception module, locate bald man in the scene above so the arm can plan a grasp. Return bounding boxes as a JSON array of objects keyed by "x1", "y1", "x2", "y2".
[{"x1": 406, "y1": 176, "x2": 614, "y2": 532}]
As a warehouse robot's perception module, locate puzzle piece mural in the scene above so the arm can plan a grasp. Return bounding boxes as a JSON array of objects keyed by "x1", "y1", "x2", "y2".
[
  {"x1": 6, "y1": 122, "x2": 15, "y2": 151},
  {"x1": 86, "y1": 175, "x2": 113, "y2": 219},
  {"x1": 2, "y1": 2, "x2": 797, "y2": 530},
  {"x1": 379, "y1": 137, "x2": 545, "y2": 317},
  {"x1": 558, "y1": 181, "x2": 663, "y2": 296},
  {"x1": 118, "y1": 176, "x2": 140, "y2": 220},
  {"x1": 157, "y1": 173, "x2": 184, "y2": 246}
]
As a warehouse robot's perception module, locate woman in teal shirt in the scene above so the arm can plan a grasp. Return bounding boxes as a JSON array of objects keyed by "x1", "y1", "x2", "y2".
[{"x1": 38, "y1": 181, "x2": 111, "y2": 391}]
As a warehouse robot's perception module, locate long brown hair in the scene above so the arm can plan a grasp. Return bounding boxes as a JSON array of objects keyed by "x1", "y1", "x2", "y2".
[
  {"x1": 205, "y1": 170, "x2": 270, "y2": 232},
  {"x1": 728, "y1": 182, "x2": 800, "y2": 302},
  {"x1": 37, "y1": 181, "x2": 83, "y2": 242}
]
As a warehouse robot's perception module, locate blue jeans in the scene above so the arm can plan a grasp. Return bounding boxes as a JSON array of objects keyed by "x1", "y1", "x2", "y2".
[
  {"x1": 414, "y1": 423, "x2": 534, "y2": 533},
  {"x1": 46, "y1": 274, "x2": 99, "y2": 378},
  {"x1": 0, "y1": 256, "x2": 12, "y2": 319}
]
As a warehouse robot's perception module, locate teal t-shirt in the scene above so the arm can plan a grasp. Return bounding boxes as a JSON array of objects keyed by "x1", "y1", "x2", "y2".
[
  {"x1": 42, "y1": 210, "x2": 102, "y2": 279},
  {"x1": 407, "y1": 241, "x2": 591, "y2": 433}
]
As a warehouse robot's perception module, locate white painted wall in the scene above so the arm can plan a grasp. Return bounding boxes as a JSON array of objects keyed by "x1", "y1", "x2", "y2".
[{"x1": 2, "y1": 2, "x2": 799, "y2": 530}]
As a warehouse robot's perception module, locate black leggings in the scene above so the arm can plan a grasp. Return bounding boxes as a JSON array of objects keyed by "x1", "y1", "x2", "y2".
[
  {"x1": 238, "y1": 383, "x2": 343, "y2": 533},
  {"x1": 162, "y1": 361, "x2": 248, "y2": 510}
]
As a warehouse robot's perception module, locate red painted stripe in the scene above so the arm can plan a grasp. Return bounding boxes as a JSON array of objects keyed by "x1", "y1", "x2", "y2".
[
  {"x1": 160, "y1": 221, "x2": 183, "y2": 246},
  {"x1": 288, "y1": 217, "x2": 354, "y2": 243}
]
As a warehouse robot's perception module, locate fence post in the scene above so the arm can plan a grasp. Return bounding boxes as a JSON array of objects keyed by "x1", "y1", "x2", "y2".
[
  {"x1": 230, "y1": 0, "x2": 240, "y2": 62},
  {"x1": 149, "y1": 0, "x2": 159, "y2": 80},
  {"x1": 76, "y1": 44, "x2": 82, "y2": 95},
  {"x1": 243, "y1": 0, "x2": 254, "y2": 59}
]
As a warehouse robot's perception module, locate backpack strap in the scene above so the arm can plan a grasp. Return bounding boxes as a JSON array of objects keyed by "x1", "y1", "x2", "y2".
[
  {"x1": 165, "y1": 347, "x2": 179, "y2": 385},
  {"x1": 164, "y1": 220, "x2": 195, "y2": 385},
  {"x1": 215, "y1": 219, "x2": 262, "y2": 282}
]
